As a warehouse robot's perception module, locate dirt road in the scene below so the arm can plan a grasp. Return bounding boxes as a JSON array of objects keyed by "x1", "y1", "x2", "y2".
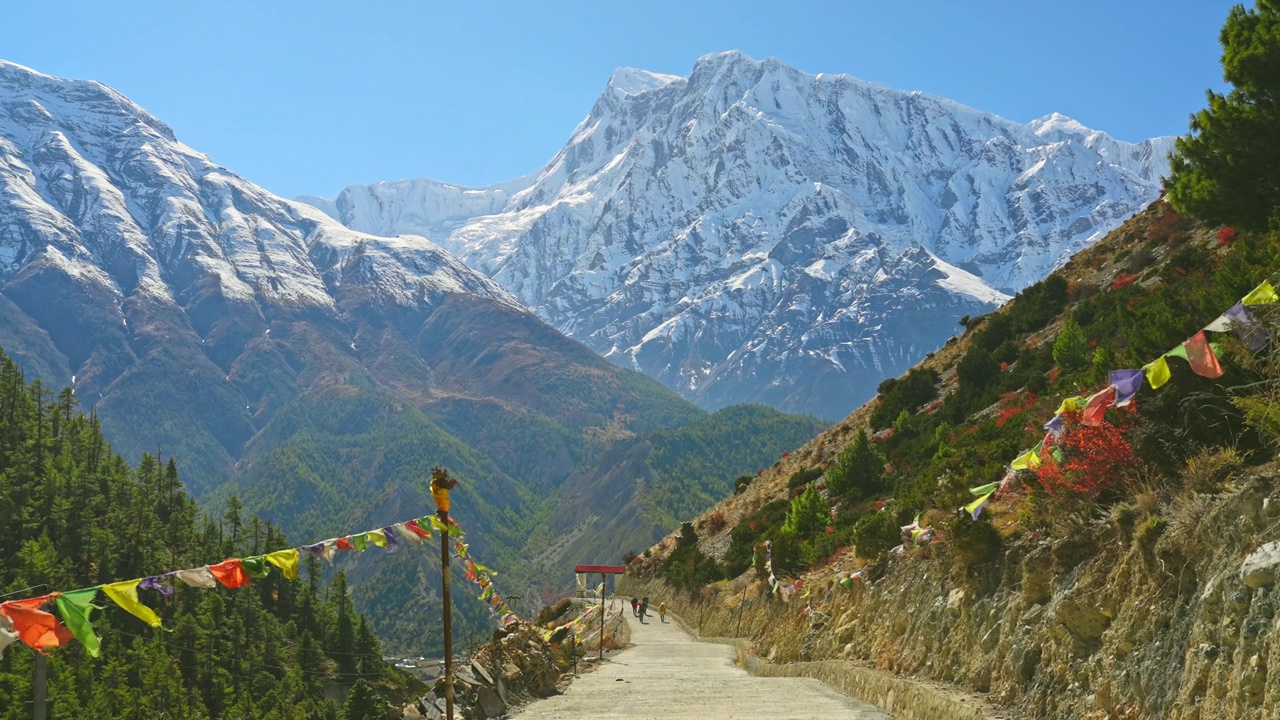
[{"x1": 514, "y1": 603, "x2": 890, "y2": 719}]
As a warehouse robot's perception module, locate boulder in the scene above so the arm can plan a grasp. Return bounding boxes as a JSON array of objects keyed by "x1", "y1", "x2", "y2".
[{"x1": 1241, "y1": 541, "x2": 1280, "y2": 589}]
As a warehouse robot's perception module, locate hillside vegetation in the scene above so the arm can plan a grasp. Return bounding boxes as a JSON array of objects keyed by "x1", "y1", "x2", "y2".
[{"x1": 0, "y1": 352, "x2": 416, "y2": 718}]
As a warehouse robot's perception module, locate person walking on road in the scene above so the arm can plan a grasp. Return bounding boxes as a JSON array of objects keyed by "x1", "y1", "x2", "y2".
[
  {"x1": 638, "y1": 597, "x2": 649, "y2": 623},
  {"x1": 658, "y1": 602, "x2": 667, "y2": 623},
  {"x1": 631, "y1": 598, "x2": 638, "y2": 617}
]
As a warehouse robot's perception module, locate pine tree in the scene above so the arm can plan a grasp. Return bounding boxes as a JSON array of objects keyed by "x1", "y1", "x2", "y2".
[
  {"x1": 782, "y1": 483, "x2": 829, "y2": 539},
  {"x1": 825, "y1": 429, "x2": 886, "y2": 500},
  {"x1": 1166, "y1": 1, "x2": 1280, "y2": 230},
  {"x1": 1053, "y1": 316, "x2": 1088, "y2": 370}
]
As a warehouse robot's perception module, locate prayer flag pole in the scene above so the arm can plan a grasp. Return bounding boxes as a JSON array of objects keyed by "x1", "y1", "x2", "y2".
[
  {"x1": 33, "y1": 652, "x2": 47, "y2": 720},
  {"x1": 431, "y1": 467, "x2": 460, "y2": 720}
]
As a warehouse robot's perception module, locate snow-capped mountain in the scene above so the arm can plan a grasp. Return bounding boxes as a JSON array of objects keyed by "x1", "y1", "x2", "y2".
[{"x1": 305, "y1": 51, "x2": 1174, "y2": 419}]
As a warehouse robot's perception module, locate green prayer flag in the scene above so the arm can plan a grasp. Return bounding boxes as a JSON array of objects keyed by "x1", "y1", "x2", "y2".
[
  {"x1": 1165, "y1": 344, "x2": 1189, "y2": 360},
  {"x1": 427, "y1": 516, "x2": 451, "y2": 535},
  {"x1": 969, "y1": 482, "x2": 997, "y2": 496},
  {"x1": 241, "y1": 556, "x2": 271, "y2": 579},
  {"x1": 1010, "y1": 450, "x2": 1040, "y2": 471},
  {"x1": 352, "y1": 533, "x2": 368, "y2": 552},
  {"x1": 55, "y1": 589, "x2": 102, "y2": 658}
]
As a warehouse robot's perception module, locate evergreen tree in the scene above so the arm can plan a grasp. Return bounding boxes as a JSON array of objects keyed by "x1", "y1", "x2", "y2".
[
  {"x1": 782, "y1": 484, "x2": 829, "y2": 540},
  {"x1": 343, "y1": 679, "x2": 392, "y2": 720},
  {"x1": 825, "y1": 430, "x2": 886, "y2": 500},
  {"x1": 1052, "y1": 316, "x2": 1089, "y2": 370},
  {"x1": 1166, "y1": 1, "x2": 1280, "y2": 230}
]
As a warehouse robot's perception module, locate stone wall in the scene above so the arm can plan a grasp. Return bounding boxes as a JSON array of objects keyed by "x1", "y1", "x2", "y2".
[{"x1": 625, "y1": 472, "x2": 1280, "y2": 719}]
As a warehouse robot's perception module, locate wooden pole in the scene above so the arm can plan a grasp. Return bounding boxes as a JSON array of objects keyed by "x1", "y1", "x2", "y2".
[
  {"x1": 734, "y1": 584, "x2": 748, "y2": 637},
  {"x1": 598, "y1": 572, "x2": 606, "y2": 662},
  {"x1": 32, "y1": 652, "x2": 47, "y2": 720},
  {"x1": 441, "y1": 528, "x2": 454, "y2": 720}
]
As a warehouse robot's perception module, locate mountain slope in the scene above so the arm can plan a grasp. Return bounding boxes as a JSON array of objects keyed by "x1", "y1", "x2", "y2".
[{"x1": 305, "y1": 51, "x2": 1173, "y2": 419}]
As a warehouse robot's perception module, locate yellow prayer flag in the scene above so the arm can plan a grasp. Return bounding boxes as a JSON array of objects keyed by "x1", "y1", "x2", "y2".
[
  {"x1": 368, "y1": 531, "x2": 388, "y2": 549},
  {"x1": 1010, "y1": 450, "x2": 1038, "y2": 471},
  {"x1": 964, "y1": 492, "x2": 994, "y2": 519},
  {"x1": 1242, "y1": 280, "x2": 1279, "y2": 306},
  {"x1": 1055, "y1": 396, "x2": 1085, "y2": 415},
  {"x1": 1143, "y1": 356, "x2": 1172, "y2": 389},
  {"x1": 102, "y1": 580, "x2": 162, "y2": 628},
  {"x1": 265, "y1": 549, "x2": 299, "y2": 580}
]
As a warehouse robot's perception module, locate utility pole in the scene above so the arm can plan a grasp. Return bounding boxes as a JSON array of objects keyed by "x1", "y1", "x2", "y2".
[{"x1": 33, "y1": 652, "x2": 47, "y2": 720}]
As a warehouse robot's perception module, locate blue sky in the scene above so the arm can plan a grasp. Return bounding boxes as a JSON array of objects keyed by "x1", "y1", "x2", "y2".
[{"x1": 3, "y1": 0, "x2": 1241, "y2": 198}]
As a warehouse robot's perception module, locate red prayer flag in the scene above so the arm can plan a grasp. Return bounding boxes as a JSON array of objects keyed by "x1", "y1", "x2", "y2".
[
  {"x1": 0, "y1": 595, "x2": 73, "y2": 652},
  {"x1": 336, "y1": 536, "x2": 354, "y2": 550},
  {"x1": 404, "y1": 520, "x2": 432, "y2": 539},
  {"x1": 208, "y1": 559, "x2": 251, "y2": 589},
  {"x1": 1185, "y1": 331, "x2": 1225, "y2": 378},
  {"x1": 1082, "y1": 386, "x2": 1116, "y2": 427}
]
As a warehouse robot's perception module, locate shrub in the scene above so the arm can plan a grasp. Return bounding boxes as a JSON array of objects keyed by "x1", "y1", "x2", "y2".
[
  {"x1": 535, "y1": 598, "x2": 573, "y2": 626},
  {"x1": 949, "y1": 513, "x2": 1001, "y2": 566},
  {"x1": 1037, "y1": 410, "x2": 1136, "y2": 498},
  {"x1": 852, "y1": 511, "x2": 901, "y2": 561},
  {"x1": 786, "y1": 466, "x2": 824, "y2": 490},
  {"x1": 1182, "y1": 446, "x2": 1244, "y2": 493},
  {"x1": 704, "y1": 511, "x2": 727, "y2": 534},
  {"x1": 1052, "y1": 316, "x2": 1089, "y2": 370},
  {"x1": 733, "y1": 475, "x2": 753, "y2": 495},
  {"x1": 1135, "y1": 516, "x2": 1167, "y2": 552}
]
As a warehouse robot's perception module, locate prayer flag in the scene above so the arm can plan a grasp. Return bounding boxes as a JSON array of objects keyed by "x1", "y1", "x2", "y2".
[
  {"x1": 209, "y1": 559, "x2": 251, "y2": 589},
  {"x1": 393, "y1": 522, "x2": 424, "y2": 544},
  {"x1": 427, "y1": 515, "x2": 451, "y2": 534},
  {"x1": 1055, "y1": 396, "x2": 1086, "y2": 415},
  {"x1": 1010, "y1": 449, "x2": 1041, "y2": 471},
  {"x1": 139, "y1": 574, "x2": 175, "y2": 598},
  {"x1": 1165, "y1": 344, "x2": 1189, "y2": 361},
  {"x1": 1082, "y1": 386, "x2": 1116, "y2": 427},
  {"x1": 1184, "y1": 331, "x2": 1225, "y2": 378},
  {"x1": 266, "y1": 549, "x2": 300, "y2": 580},
  {"x1": 381, "y1": 527, "x2": 400, "y2": 552},
  {"x1": 103, "y1": 580, "x2": 162, "y2": 628},
  {"x1": 404, "y1": 519, "x2": 432, "y2": 540},
  {"x1": 300, "y1": 541, "x2": 335, "y2": 563},
  {"x1": 1242, "y1": 280, "x2": 1278, "y2": 306},
  {"x1": 176, "y1": 567, "x2": 218, "y2": 589},
  {"x1": 0, "y1": 613, "x2": 18, "y2": 659},
  {"x1": 1044, "y1": 414, "x2": 1065, "y2": 436},
  {"x1": 0, "y1": 596, "x2": 73, "y2": 652},
  {"x1": 55, "y1": 589, "x2": 102, "y2": 657},
  {"x1": 351, "y1": 533, "x2": 369, "y2": 552},
  {"x1": 965, "y1": 492, "x2": 994, "y2": 520},
  {"x1": 336, "y1": 536, "x2": 354, "y2": 551},
  {"x1": 367, "y1": 530, "x2": 388, "y2": 549},
  {"x1": 241, "y1": 556, "x2": 271, "y2": 580},
  {"x1": 1143, "y1": 357, "x2": 1172, "y2": 389},
  {"x1": 1204, "y1": 313, "x2": 1233, "y2": 332},
  {"x1": 1225, "y1": 302, "x2": 1269, "y2": 351},
  {"x1": 839, "y1": 577, "x2": 854, "y2": 591},
  {"x1": 969, "y1": 482, "x2": 997, "y2": 497},
  {"x1": 1110, "y1": 369, "x2": 1144, "y2": 407}
]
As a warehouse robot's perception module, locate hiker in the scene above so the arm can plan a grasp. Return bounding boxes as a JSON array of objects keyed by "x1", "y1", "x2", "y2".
[
  {"x1": 658, "y1": 602, "x2": 666, "y2": 623},
  {"x1": 631, "y1": 598, "x2": 638, "y2": 617},
  {"x1": 638, "y1": 597, "x2": 649, "y2": 623}
]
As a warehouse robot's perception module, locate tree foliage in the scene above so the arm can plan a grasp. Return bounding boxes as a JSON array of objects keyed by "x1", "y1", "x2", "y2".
[
  {"x1": 0, "y1": 351, "x2": 412, "y2": 718},
  {"x1": 1052, "y1": 316, "x2": 1089, "y2": 370},
  {"x1": 1167, "y1": 0, "x2": 1280, "y2": 230},
  {"x1": 825, "y1": 430, "x2": 886, "y2": 500}
]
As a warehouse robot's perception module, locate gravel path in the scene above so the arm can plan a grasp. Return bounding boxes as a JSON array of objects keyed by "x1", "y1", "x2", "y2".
[{"x1": 513, "y1": 603, "x2": 890, "y2": 719}]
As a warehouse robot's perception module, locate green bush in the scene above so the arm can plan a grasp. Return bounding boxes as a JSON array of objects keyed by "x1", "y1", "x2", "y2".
[
  {"x1": 852, "y1": 511, "x2": 901, "y2": 561},
  {"x1": 826, "y1": 430, "x2": 887, "y2": 500},
  {"x1": 786, "y1": 466, "x2": 824, "y2": 489}
]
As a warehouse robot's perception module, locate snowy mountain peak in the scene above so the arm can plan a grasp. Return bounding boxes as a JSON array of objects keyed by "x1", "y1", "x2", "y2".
[
  {"x1": 303, "y1": 52, "x2": 1175, "y2": 418},
  {"x1": 607, "y1": 67, "x2": 683, "y2": 96}
]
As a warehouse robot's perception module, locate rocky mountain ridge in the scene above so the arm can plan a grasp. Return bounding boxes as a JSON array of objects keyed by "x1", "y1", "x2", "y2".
[{"x1": 305, "y1": 51, "x2": 1174, "y2": 418}]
